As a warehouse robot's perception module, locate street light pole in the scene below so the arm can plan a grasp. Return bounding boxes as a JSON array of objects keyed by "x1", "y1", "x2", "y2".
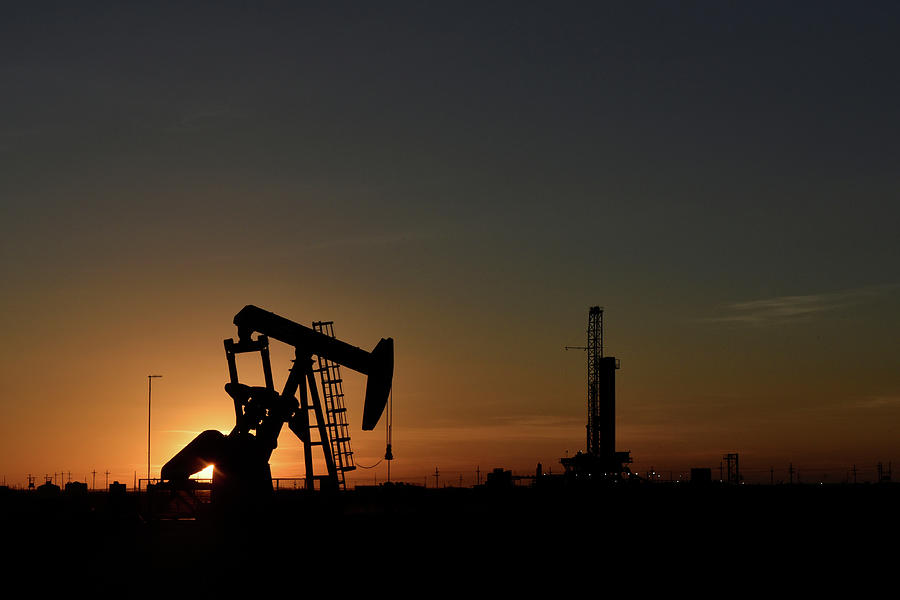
[{"x1": 148, "y1": 375, "x2": 162, "y2": 483}]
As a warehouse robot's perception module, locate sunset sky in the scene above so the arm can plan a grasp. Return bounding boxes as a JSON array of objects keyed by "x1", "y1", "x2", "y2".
[{"x1": 2, "y1": 2, "x2": 899, "y2": 487}]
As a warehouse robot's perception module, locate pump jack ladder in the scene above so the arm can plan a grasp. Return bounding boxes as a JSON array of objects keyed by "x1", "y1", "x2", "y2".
[{"x1": 312, "y1": 321, "x2": 356, "y2": 489}]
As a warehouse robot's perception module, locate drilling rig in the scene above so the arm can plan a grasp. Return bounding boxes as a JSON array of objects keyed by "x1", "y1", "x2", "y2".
[
  {"x1": 562, "y1": 306, "x2": 632, "y2": 480},
  {"x1": 159, "y1": 305, "x2": 393, "y2": 508}
]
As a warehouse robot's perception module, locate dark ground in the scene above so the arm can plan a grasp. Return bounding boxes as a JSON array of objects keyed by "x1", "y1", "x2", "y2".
[{"x1": 1, "y1": 482, "x2": 895, "y2": 589}]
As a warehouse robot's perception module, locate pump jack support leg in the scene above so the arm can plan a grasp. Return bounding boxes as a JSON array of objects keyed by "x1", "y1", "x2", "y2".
[
  {"x1": 281, "y1": 353, "x2": 304, "y2": 399},
  {"x1": 296, "y1": 373, "x2": 316, "y2": 490},
  {"x1": 224, "y1": 339, "x2": 243, "y2": 434},
  {"x1": 260, "y1": 344, "x2": 275, "y2": 392}
]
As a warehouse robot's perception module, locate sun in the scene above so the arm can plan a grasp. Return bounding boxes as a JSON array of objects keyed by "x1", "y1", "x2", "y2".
[{"x1": 190, "y1": 464, "x2": 215, "y2": 480}]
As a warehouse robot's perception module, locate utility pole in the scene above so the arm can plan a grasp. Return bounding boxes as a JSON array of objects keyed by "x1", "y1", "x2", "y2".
[
  {"x1": 476, "y1": 466, "x2": 481, "y2": 486},
  {"x1": 91, "y1": 469, "x2": 96, "y2": 491},
  {"x1": 148, "y1": 374, "x2": 163, "y2": 482},
  {"x1": 789, "y1": 463, "x2": 794, "y2": 485},
  {"x1": 105, "y1": 470, "x2": 110, "y2": 489},
  {"x1": 433, "y1": 467, "x2": 440, "y2": 489},
  {"x1": 385, "y1": 387, "x2": 393, "y2": 484}
]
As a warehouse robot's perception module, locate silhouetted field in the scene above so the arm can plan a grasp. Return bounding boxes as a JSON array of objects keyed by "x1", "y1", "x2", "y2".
[{"x1": 2, "y1": 482, "x2": 894, "y2": 583}]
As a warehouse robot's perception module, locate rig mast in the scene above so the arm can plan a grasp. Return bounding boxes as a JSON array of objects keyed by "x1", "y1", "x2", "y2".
[
  {"x1": 586, "y1": 306, "x2": 602, "y2": 456},
  {"x1": 563, "y1": 306, "x2": 631, "y2": 480}
]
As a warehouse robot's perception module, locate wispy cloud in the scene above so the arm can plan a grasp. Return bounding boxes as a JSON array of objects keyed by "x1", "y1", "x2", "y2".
[
  {"x1": 855, "y1": 395, "x2": 900, "y2": 409},
  {"x1": 703, "y1": 284, "x2": 897, "y2": 325}
]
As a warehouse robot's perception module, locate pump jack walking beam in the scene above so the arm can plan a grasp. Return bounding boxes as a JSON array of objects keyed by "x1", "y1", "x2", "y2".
[{"x1": 233, "y1": 305, "x2": 394, "y2": 431}]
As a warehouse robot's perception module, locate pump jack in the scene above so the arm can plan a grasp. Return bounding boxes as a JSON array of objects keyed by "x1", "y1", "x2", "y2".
[{"x1": 160, "y1": 305, "x2": 394, "y2": 506}]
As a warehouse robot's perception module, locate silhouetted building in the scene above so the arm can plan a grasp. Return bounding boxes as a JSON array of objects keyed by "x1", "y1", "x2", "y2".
[
  {"x1": 65, "y1": 481, "x2": 88, "y2": 496},
  {"x1": 37, "y1": 481, "x2": 60, "y2": 497},
  {"x1": 691, "y1": 468, "x2": 712, "y2": 484},
  {"x1": 486, "y1": 468, "x2": 513, "y2": 489}
]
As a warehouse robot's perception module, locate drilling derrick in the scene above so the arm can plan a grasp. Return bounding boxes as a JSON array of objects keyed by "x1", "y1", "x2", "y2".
[
  {"x1": 563, "y1": 306, "x2": 632, "y2": 481},
  {"x1": 586, "y1": 306, "x2": 602, "y2": 457}
]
